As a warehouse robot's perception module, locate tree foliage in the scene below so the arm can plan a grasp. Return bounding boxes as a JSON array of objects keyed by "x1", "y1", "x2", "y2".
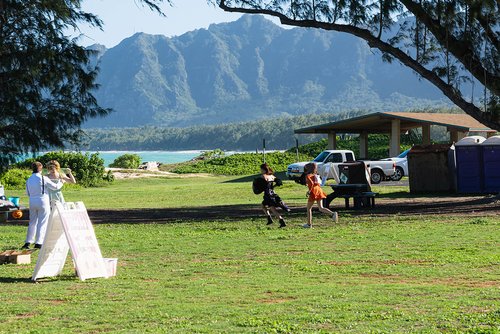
[
  {"x1": 15, "y1": 151, "x2": 111, "y2": 187},
  {"x1": 0, "y1": 0, "x2": 113, "y2": 168},
  {"x1": 81, "y1": 112, "x2": 362, "y2": 151},
  {"x1": 109, "y1": 154, "x2": 142, "y2": 169},
  {"x1": 215, "y1": 0, "x2": 499, "y2": 130},
  {"x1": 172, "y1": 151, "x2": 311, "y2": 175},
  {"x1": 0, "y1": 168, "x2": 32, "y2": 190},
  {"x1": 81, "y1": 108, "x2": 461, "y2": 151}
]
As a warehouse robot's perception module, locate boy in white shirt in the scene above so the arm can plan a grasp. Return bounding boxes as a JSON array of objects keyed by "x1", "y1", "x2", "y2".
[{"x1": 22, "y1": 162, "x2": 64, "y2": 249}]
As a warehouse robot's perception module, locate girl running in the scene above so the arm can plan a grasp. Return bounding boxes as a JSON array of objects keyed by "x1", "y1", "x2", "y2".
[
  {"x1": 303, "y1": 162, "x2": 338, "y2": 228},
  {"x1": 255, "y1": 163, "x2": 289, "y2": 228}
]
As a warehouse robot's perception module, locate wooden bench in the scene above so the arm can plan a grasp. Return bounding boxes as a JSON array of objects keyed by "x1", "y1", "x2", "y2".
[{"x1": 338, "y1": 192, "x2": 377, "y2": 209}]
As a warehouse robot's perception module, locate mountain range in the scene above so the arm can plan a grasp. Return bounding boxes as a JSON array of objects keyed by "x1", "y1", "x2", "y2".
[{"x1": 86, "y1": 15, "x2": 452, "y2": 128}]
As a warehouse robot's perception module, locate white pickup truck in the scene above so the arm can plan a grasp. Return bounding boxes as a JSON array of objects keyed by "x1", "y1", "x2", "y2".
[{"x1": 286, "y1": 150, "x2": 396, "y2": 184}]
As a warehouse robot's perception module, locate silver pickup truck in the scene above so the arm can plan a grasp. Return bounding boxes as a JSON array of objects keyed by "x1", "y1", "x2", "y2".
[{"x1": 286, "y1": 150, "x2": 396, "y2": 184}]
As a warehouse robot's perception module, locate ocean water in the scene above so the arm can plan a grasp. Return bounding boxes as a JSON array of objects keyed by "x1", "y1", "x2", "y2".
[
  {"x1": 26, "y1": 150, "x2": 257, "y2": 167},
  {"x1": 85, "y1": 151, "x2": 202, "y2": 167}
]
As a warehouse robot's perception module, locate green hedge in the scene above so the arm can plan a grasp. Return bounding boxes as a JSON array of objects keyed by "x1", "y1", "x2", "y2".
[
  {"x1": 173, "y1": 151, "x2": 312, "y2": 175},
  {"x1": 15, "y1": 151, "x2": 112, "y2": 187},
  {"x1": 0, "y1": 168, "x2": 32, "y2": 190},
  {"x1": 109, "y1": 154, "x2": 142, "y2": 169}
]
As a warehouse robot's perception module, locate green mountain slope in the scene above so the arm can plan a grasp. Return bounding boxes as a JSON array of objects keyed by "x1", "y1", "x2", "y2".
[{"x1": 86, "y1": 15, "x2": 451, "y2": 128}]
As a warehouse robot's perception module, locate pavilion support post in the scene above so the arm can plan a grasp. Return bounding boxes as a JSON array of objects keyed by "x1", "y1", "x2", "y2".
[
  {"x1": 327, "y1": 132, "x2": 337, "y2": 149},
  {"x1": 450, "y1": 130, "x2": 466, "y2": 143},
  {"x1": 422, "y1": 124, "x2": 431, "y2": 145},
  {"x1": 359, "y1": 131, "x2": 368, "y2": 159},
  {"x1": 389, "y1": 119, "x2": 401, "y2": 157}
]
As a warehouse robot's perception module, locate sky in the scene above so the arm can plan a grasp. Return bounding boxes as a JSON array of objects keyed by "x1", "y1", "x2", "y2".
[{"x1": 75, "y1": 0, "x2": 244, "y2": 48}]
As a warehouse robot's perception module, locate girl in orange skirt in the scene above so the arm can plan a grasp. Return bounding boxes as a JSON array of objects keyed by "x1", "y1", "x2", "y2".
[{"x1": 303, "y1": 162, "x2": 338, "y2": 228}]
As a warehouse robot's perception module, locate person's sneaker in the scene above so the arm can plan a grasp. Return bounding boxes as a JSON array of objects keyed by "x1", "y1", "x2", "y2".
[
  {"x1": 266, "y1": 216, "x2": 274, "y2": 225},
  {"x1": 34, "y1": 244, "x2": 42, "y2": 249},
  {"x1": 21, "y1": 243, "x2": 30, "y2": 250},
  {"x1": 332, "y1": 212, "x2": 339, "y2": 223},
  {"x1": 279, "y1": 219, "x2": 286, "y2": 228},
  {"x1": 302, "y1": 223, "x2": 312, "y2": 228}
]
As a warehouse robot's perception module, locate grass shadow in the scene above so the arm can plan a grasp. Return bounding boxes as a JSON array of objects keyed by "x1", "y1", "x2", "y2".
[
  {"x1": 1, "y1": 221, "x2": 29, "y2": 226},
  {"x1": 87, "y1": 192, "x2": 499, "y2": 224},
  {"x1": 0, "y1": 277, "x2": 34, "y2": 284},
  {"x1": 329, "y1": 195, "x2": 500, "y2": 217},
  {"x1": 0, "y1": 275, "x2": 80, "y2": 284},
  {"x1": 376, "y1": 191, "x2": 447, "y2": 199},
  {"x1": 88, "y1": 204, "x2": 305, "y2": 224},
  {"x1": 32, "y1": 274, "x2": 78, "y2": 283}
]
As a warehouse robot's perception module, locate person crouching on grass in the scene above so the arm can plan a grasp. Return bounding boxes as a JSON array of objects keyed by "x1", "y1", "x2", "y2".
[
  {"x1": 257, "y1": 163, "x2": 290, "y2": 228},
  {"x1": 303, "y1": 162, "x2": 338, "y2": 228}
]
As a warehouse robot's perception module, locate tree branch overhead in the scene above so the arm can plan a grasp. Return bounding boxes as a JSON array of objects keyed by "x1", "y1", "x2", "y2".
[{"x1": 218, "y1": 0, "x2": 499, "y2": 130}]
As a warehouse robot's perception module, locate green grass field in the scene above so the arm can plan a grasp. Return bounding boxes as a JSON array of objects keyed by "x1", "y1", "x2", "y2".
[
  {"x1": 1, "y1": 176, "x2": 499, "y2": 333},
  {"x1": 4, "y1": 175, "x2": 409, "y2": 209}
]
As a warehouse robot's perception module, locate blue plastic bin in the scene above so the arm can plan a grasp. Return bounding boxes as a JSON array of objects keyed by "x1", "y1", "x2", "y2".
[
  {"x1": 455, "y1": 136, "x2": 485, "y2": 193},
  {"x1": 8, "y1": 196, "x2": 20, "y2": 207},
  {"x1": 482, "y1": 135, "x2": 500, "y2": 193}
]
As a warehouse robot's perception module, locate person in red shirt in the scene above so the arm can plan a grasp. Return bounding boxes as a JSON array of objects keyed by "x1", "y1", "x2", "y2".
[{"x1": 303, "y1": 162, "x2": 338, "y2": 228}]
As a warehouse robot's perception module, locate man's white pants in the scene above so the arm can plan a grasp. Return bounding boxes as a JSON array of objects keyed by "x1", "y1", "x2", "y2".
[{"x1": 25, "y1": 197, "x2": 51, "y2": 244}]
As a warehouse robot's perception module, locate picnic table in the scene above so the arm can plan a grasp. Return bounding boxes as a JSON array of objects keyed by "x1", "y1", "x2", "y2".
[{"x1": 327, "y1": 183, "x2": 377, "y2": 209}]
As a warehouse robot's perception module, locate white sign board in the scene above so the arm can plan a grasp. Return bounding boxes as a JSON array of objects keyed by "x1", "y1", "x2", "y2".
[
  {"x1": 32, "y1": 202, "x2": 108, "y2": 281},
  {"x1": 31, "y1": 206, "x2": 70, "y2": 280}
]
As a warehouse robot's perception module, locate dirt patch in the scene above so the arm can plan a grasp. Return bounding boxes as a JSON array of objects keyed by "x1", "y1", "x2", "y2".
[
  {"x1": 327, "y1": 259, "x2": 432, "y2": 266},
  {"x1": 47, "y1": 299, "x2": 66, "y2": 305},
  {"x1": 15, "y1": 312, "x2": 37, "y2": 319},
  {"x1": 258, "y1": 298, "x2": 295, "y2": 304},
  {"x1": 368, "y1": 195, "x2": 500, "y2": 217},
  {"x1": 258, "y1": 291, "x2": 296, "y2": 304}
]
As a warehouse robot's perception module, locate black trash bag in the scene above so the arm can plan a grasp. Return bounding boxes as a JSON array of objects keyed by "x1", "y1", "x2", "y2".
[
  {"x1": 274, "y1": 177, "x2": 283, "y2": 187},
  {"x1": 252, "y1": 177, "x2": 267, "y2": 195},
  {"x1": 295, "y1": 172, "x2": 307, "y2": 186}
]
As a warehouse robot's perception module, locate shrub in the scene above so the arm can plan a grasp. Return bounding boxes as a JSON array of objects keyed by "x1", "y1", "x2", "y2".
[
  {"x1": 197, "y1": 149, "x2": 225, "y2": 160},
  {"x1": 0, "y1": 168, "x2": 32, "y2": 190},
  {"x1": 109, "y1": 154, "x2": 142, "y2": 169},
  {"x1": 173, "y1": 151, "x2": 311, "y2": 175},
  {"x1": 15, "y1": 151, "x2": 110, "y2": 187}
]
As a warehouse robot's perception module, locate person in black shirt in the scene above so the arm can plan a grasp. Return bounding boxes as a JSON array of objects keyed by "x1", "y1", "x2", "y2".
[{"x1": 254, "y1": 163, "x2": 290, "y2": 228}]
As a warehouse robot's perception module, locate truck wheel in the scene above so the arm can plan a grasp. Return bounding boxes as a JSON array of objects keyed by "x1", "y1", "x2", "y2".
[
  {"x1": 370, "y1": 169, "x2": 383, "y2": 184},
  {"x1": 390, "y1": 167, "x2": 404, "y2": 181}
]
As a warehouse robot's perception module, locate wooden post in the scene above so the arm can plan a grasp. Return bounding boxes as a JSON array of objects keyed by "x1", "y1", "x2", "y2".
[
  {"x1": 262, "y1": 138, "x2": 266, "y2": 163},
  {"x1": 389, "y1": 119, "x2": 401, "y2": 157},
  {"x1": 450, "y1": 130, "x2": 466, "y2": 143},
  {"x1": 359, "y1": 131, "x2": 368, "y2": 159},
  {"x1": 295, "y1": 138, "x2": 299, "y2": 162},
  {"x1": 422, "y1": 124, "x2": 431, "y2": 145},
  {"x1": 327, "y1": 132, "x2": 337, "y2": 149}
]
